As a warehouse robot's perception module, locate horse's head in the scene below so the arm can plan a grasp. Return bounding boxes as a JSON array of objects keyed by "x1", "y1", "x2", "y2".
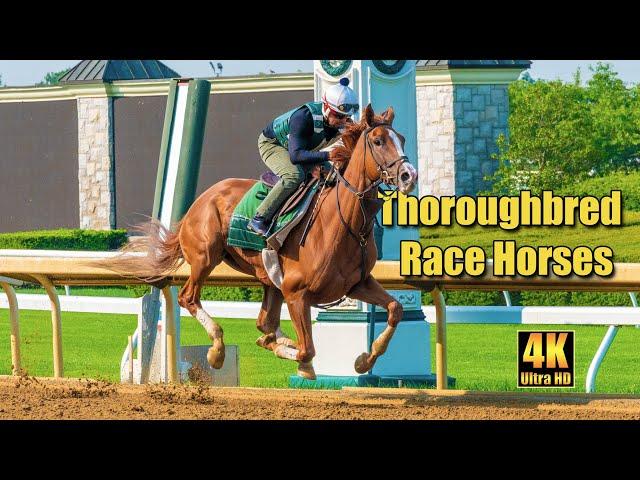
[{"x1": 360, "y1": 104, "x2": 418, "y2": 195}]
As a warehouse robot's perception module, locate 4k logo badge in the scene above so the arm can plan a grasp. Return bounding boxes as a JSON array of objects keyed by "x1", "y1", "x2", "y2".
[{"x1": 518, "y1": 331, "x2": 575, "y2": 388}]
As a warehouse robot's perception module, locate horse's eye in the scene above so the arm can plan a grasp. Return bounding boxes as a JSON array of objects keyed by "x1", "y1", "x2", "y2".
[{"x1": 373, "y1": 138, "x2": 382, "y2": 146}]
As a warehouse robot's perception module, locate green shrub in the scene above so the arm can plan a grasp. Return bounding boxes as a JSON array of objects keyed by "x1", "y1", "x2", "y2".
[
  {"x1": 557, "y1": 170, "x2": 640, "y2": 211},
  {"x1": 568, "y1": 291, "x2": 637, "y2": 306},
  {"x1": 518, "y1": 290, "x2": 573, "y2": 306},
  {"x1": 121, "y1": 285, "x2": 266, "y2": 301},
  {"x1": 126, "y1": 285, "x2": 152, "y2": 297},
  {"x1": 422, "y1": 290, "x2": 505, "y2": 306},
  {"x1": 0, "y1": 228, "x2": 135, "y2": 295},
  {"x1": 420, "y1": 289, "x2": 639, "y2": 307},
  {"x1": 201, "y1": 286, "x2": 264, "y2": 302},
  {"x1": 0, "y1": 229, "x2": 128, "y2": 250}
]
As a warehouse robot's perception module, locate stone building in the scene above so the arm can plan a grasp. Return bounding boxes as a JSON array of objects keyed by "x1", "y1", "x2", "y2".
[
  {"x1": 61, "y1": 60, "x2": 179, "y2": 230},
  {"x1": 415, "y1": 60, "x2": 531, "y2": 197}
]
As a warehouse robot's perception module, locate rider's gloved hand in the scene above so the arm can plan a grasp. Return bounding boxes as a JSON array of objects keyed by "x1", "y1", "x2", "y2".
[{"x1": 329, "y1": 148, "x2": 345, "y2": 163}]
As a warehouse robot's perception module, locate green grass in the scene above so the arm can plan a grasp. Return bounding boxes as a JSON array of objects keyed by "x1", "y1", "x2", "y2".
[
  {"x1": 2, "y1": 309, "x2": 639, "y2": 393},
  {"x1": 420, "y1": 210, "x2": 640, "y2": 262},
  {"x1": 0, "y1": 310, "x2": 298, "y2": 388},
  {"x1": 441, "y1": 324, "x2": 640, "y2": 394}
]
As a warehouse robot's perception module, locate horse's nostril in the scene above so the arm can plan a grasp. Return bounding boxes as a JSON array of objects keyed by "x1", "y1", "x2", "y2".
[{"x1": 401, "y1": 172, "x2": 411, "y2": 183}]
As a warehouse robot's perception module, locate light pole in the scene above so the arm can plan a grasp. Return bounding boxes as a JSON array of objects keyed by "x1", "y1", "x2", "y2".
[{"x1": 208, "y1": 61, "x2": 223, "y2": 77}]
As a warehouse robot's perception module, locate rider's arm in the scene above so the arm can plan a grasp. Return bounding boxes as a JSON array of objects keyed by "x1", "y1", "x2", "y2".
[
  {"x1": 288, "y1": 108, "x2": 330, "y2": 165},
  {"x1": 319, "y1": 136, "x2": 345, "y2": 153}
]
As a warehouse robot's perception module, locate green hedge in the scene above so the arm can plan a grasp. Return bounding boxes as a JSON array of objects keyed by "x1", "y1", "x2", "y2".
[
  {"x1": 202, "y1": 286, "x2": 264, "y2": 302},
  {"x1": 0, "y1": 229, "x2": 128, "y2": 250},
  {"x1": 120, "y1": 286, "x2": 265, "y2": 301},
  {"x1": 557, "y1": 170, "x2": 640, "y2": 212},
  {"x1": 421, "y1": 289, "x2": 638, "y2": 307},
  {"x1": 1, "y1": 228, "x2": 131, "y2": 294}
]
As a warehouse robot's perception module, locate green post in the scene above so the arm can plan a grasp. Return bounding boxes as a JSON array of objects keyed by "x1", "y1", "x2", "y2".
[
  {"x1": 152, "y1": 79, "x2": 211, "y2": 223},
  {"x1": 172, "y1": 79, "x2": 211, "y2": 223},
  {"x1": 129, "y1": 78, "x2": 211, "y2": 384}
]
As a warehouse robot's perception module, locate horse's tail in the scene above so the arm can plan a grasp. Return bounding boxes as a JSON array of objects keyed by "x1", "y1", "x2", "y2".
[{"x1": 92, "y1": 218, "x2": 185, "y2": 285}]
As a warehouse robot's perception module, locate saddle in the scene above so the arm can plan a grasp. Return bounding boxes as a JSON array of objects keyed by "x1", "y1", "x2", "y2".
[{"x1": 260, "y1": 165, "x2": 335, "y2": 218}]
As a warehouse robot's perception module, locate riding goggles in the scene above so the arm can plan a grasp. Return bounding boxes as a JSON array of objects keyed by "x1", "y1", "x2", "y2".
[{"x1": 335, "y1": 103, "x2": 360, "y2": 114}]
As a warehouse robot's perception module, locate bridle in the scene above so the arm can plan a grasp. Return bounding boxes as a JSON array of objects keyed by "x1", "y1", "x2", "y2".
[
  {"x1": 334, "y1": 123, "x2": 410, "y2": 196},
  {"x1": 309, "y1": 123, "x2": 410, "y2": 308}
]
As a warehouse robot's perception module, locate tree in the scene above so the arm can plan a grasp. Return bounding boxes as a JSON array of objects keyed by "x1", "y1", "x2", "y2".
[
  {"x1": 485, "y1": 62, "x2": 640, "y2": 194},
  {"x1": 584, "y1": 63, "x2": 640, "y2": 173},
  {"x1": 519, "y1": 71, "x2": 535, "y2": 83},
  {"x1": 572, "y1": 67, "x2": 582, "y2": 86},
  {"x1": 0, "y1": 74, "x2": 3, "y2": 87},
  {"x1": 37, "y1": 69, "x2": 69, "y2": 86}
]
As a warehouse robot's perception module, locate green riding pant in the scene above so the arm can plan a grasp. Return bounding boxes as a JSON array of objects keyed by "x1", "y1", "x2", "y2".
[{"x1": 255, "y1": 132, "x2": 331, "y2": 220}]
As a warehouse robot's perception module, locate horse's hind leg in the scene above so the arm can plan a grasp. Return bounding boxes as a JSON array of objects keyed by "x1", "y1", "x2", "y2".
[
  {"x1": 178, "y1": 249, "x2": 225, "y2": 369},
  {"x1": 279, "y1": 292, "x2": 316, "y2": 380},
  {"x1": 256, "y1": 285, "x2": 297, "y2": 351}
]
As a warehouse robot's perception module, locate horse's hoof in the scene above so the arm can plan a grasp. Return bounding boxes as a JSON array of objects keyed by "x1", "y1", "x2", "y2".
[
  {"x1": 297, "y1": 362, "x2": 316, "y2": 380},
  {"x1": 207, "y1": 340, "x2": 225, "y2": 369},
  {"x1": 275, "y1": 336, "x2": 297, "y2": 348},
  {"x1": 273, "y1": 344, "x2": 299, "y2": 361},
  {"x1": 256, "y1": 333, "x2": 276, "y2": 350},
  {"x1": 354, "y1": 352, "x2": 370, "y2": 374}
]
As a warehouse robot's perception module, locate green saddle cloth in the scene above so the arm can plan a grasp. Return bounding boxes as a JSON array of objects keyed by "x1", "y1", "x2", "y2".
[{"x1": 227, "y1": 181, "x2": 318, "y2": 251}]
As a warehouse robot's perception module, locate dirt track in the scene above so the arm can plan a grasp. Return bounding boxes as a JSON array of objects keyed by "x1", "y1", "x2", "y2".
[{"x1": 2, "y1": 376, "x2": 640, "y2": 420}]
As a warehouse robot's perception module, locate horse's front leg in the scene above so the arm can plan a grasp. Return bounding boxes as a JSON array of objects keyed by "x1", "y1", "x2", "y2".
[{"x1": 347, "y1": 275, "x2": 403, "y2": 374}]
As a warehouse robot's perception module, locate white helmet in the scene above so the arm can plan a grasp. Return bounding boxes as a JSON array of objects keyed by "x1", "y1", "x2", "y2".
[{"x1": 322, "y1": 77, "x2": 359, "y2": 118}]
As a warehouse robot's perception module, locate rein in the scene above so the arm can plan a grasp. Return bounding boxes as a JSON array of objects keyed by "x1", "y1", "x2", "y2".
[{"x1": 311, "y1": 123, "x2": 409, "y2": 309}]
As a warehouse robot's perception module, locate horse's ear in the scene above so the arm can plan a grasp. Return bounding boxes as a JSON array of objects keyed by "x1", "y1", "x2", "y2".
[
  {"x1": 382, "y1": 106, "x2": 395, "y2": 125},
  {"x1": 363, "y1": 104, "x2": 375, "y2": 127}
]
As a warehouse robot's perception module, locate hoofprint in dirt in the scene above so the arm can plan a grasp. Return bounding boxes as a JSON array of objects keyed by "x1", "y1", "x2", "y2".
[{"x1": 1, "y1": 376, "x2": 640, "y2": 420}]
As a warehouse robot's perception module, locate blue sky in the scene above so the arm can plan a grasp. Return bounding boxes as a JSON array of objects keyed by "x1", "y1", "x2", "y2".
[{"x1": 1, "y1": 60, "x2": 640, "y2": 87}]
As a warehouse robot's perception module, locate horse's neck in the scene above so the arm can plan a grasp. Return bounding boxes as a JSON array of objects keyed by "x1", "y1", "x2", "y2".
[
  {"x1": 327, "y1": 137, "x2": 376, "y2": 239},
  {"x1": 342, "y1": 139, "x2": 371, "y2": 193}
]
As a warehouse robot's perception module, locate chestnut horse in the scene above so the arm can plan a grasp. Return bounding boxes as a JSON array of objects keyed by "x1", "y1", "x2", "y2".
[{"x1": 103, "y1": 104, "x2": 417, "y2": 380}]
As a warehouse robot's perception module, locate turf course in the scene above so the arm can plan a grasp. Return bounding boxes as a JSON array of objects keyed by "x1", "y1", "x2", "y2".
[{"x1": 2, "y1": 309, "x2": 639, "y2": 393}]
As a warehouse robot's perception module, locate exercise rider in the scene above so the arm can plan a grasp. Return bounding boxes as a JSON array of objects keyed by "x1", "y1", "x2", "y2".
[{"x1": 247, "y1": 77, "x2": 359, "y2": 237}]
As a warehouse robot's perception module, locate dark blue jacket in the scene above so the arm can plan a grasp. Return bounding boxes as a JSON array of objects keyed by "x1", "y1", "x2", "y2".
[{"x1": 263, "y1": 107, "x2": 338, "y2": 165}]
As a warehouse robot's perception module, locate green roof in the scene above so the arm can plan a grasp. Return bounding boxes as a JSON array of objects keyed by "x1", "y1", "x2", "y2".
[{"x1": 59, "y1": 60, "x2": 180, "y2": 83}]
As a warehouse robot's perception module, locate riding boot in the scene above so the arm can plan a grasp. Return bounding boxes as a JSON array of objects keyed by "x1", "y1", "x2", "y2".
[{"x1": 248, "y1": 214, "x2": 272, "y2": 237}]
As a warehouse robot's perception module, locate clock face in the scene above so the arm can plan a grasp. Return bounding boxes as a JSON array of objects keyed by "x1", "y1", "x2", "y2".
[
  {"x1": 320, "y1": 60, "x2": 352, "y2": 77},
  {"x1": 372, "y1": 60, "x2": 406, "y2": 75}
]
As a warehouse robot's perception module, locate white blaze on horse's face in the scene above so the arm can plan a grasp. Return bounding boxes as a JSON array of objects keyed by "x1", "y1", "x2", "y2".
[{"x1": 388, "y1": 130, "x2": 417, "y2": 195}]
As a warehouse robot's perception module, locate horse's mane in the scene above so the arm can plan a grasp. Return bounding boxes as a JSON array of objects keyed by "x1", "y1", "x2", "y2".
[{"x1": 331, "y1": 113, "x2": 388, "y2": 165}]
